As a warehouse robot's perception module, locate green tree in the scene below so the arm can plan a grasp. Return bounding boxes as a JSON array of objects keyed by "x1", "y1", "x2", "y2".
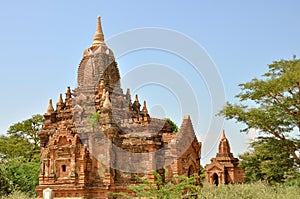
[
  {"x1": 2, "y1": 161, "x2": 40, "y2": 196},
  {"x1": 239, "y1": 137, "x2": 296, "y2": 184},
  {"x1": 0, "y1": 114, "x2": 43, "y2": 196},
  {"x1": 6, "y1": 114, "x2": 43, "y2": 162},
  {"x1": 0, "y1": 166, "x2": 13, "y2": 196},
  {"x1": 219, "y1": 57, "x2": 300, "y2": 167},
  {"x1": 0, "y1": 135, "x2": 33, "y2": 163}
]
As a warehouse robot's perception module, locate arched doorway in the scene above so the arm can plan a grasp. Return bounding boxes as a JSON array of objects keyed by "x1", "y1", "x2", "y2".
[
  {"x1": 224, "y1": 169, "x2": 229, "y2": 184},
  {"x1": 212, "y1": 173, "x2": 219, "y2": 186},
  {"x1": 187, "y1": 165, "x2": 194, "y2": 177}
]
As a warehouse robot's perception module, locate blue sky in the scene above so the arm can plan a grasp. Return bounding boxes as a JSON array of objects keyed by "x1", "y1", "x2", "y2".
[{"x1": 0, "y1": 0, "x2": 300, "y2": 164}]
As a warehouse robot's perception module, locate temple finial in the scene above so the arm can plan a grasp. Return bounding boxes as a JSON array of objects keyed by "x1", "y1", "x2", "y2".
[
  {"x1": 126, "y1": 88, "x2": 131, "y2": 100},
  {"x1": 46, "y1": 99, "x2": 54, "y2": 115},
  {"x1": 218, "y1": 129, "x2": 231, "y2": 154},
  {"x1": 56, "y1": 93, "x2": 65, "y2": 111},
  {"x1": 66, "y1": 86, "x2": 72, "y2": 99},
  {"x1": 92, "y1": 16, "x2": 104, "y2": 46},
  {"x1": 142, "y1": 100, "x2": 148, "y2": 116},
  {"x1": 132, "y1": 94, "x2": 141, "y2": 113},
  {"x1": 58, "y1": 93, "x2": 63, "y2": 103},
  {"x1": 221, "y1": 129, "x2": 226, "y2": 139}
]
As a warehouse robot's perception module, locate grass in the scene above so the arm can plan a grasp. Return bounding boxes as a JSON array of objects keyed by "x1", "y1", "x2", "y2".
[
  {"x1": 200, "y1": 181, "x2": 300, "y2": 199},
  {"x1": 0, "y1": 191, "x2": 34, "y2": 199},
  {"x1": 1, "y1": 182, "x2": 299, "y2": 199}
]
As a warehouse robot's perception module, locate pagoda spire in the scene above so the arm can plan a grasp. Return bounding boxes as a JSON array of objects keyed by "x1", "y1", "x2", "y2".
[
  {"x1": 92, "y1": 16, "x2": 104, "y2": 47},
  {"x1": 218, "y1": 129, "x2": 231, "y2": 154},
  {"x1": 221, "y1": 129, "x2": 226, "y2": 140}
]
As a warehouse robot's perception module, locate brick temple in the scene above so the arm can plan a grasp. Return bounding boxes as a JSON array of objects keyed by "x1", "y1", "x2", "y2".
[
  {"x1": 36, "y1": 17, "x2": 202, "y2": 198},
  {"x1": 205, "y1": 130, "x2": 245, "y2": 185}
]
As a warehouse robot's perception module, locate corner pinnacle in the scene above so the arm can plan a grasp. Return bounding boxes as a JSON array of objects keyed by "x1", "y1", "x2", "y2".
[{"x1": 46, "y1": 99, "x2": 54, "y2": 115}]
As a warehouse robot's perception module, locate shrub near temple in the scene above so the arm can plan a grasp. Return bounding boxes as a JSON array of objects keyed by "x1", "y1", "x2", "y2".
[{"x1": 110, "y1": 170, "x2": 201, "y2": 199}]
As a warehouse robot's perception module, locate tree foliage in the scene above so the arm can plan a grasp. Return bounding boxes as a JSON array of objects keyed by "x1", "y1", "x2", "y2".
[
  {"x1": 219, "y1": 57, "x2": 300, "y2": 167},
  {"x1": 89, "y1": 111, "x2": 101, "y2": 127},
  {"x1": 166, "y1": 118, "x2": 179, "y2": 133},
  {"x1": 2, "y1": 161, "x2": 40, "y2": 196},
  {"x1": 0, "y1": 166, "x2": 13, "y2": 196},
  {"x1": 239, "y1": 137, "x2": 297, "y2": 184},
  {"x1": 0, "y1": 114, "x2": 43, "y2": 196}
]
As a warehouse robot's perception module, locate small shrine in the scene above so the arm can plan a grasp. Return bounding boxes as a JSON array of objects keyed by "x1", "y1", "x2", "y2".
[{"x1": 205, "y1": 130, "x2": 245, "y2": 185}]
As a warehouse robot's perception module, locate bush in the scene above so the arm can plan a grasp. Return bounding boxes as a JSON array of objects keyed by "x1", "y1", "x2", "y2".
[
  {"x1": 110, "y1": 170, "x2": 201, "y2": 199},
  {"x1": 2, "y1": 161, "x2": 39, "y2": 197},
  {"x1": 1, "y1": 191, "x2": 34, "y2": 199},
  {"x1": 165, "y1": 118, "x2": 179, "y2": 133}
]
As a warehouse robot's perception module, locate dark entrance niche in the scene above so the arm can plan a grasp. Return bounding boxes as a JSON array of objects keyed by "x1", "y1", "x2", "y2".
[
  {"x1": 188, "y1": 165, "x2": 194, "y2": 177},
  {"x1": 212, "y1": 173, "x2": 219, "y2": 186},
  {"x1": 225, "y1": 169, "x2": 229, "y2": 184},
  {"x1": 62, "y1": 165, "x2": 66, "y2": 172}
]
